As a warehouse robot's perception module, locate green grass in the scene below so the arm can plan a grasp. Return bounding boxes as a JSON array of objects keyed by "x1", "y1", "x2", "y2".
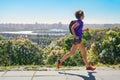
[{"x1": 0, "y1": 64, "x2": 120, "y2": 71}]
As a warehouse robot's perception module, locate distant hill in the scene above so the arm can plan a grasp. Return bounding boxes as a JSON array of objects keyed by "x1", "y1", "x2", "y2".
[
  {"x1": 0, "y1": 23, "x2": 67, "y2": 32},
  {"x1": 0, "y1": 23, "x2": 120, "y2": 32}
]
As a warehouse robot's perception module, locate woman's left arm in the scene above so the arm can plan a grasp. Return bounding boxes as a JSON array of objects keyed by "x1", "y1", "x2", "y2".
[{"x1": 82, "y1": 28, "x2": 89, "y2": 32}]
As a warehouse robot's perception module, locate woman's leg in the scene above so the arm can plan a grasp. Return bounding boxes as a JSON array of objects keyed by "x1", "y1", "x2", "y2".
[
  {"x1": 77, "y1": 42, "x2": 89, "y2": 67},
  {"x1": 78, "y1": 42, "x2": 96, "y2": 70},
  {"x1": 60, "y1": 44, "x2": 77, "y2": 64}
]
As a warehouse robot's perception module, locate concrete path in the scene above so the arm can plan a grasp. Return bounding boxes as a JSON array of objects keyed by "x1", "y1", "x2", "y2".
[{"x1": 0, "y1": 69, "x2": 120, "y2": 80}]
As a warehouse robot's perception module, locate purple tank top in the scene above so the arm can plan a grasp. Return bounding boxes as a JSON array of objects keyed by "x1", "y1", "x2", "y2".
[{"x1": 74, "y1": 19, "x2": 83, "y2": 38}]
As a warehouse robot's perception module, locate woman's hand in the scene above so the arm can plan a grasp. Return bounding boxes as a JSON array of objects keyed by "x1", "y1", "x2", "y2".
[
  {"x1": 83, "y1": 28, "x2": 89, "y2": 32},
  {"x1": 86, "y1": 28, "x2": 89, "y2": 32},
  {"x1": 75, "y1": 36, "x2": 79, "y2": 39}
]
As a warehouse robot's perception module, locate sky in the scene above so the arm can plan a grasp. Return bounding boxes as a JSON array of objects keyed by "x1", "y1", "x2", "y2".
[{"x1": 0, "y1": 0, "x2": 120, "y2": 24}]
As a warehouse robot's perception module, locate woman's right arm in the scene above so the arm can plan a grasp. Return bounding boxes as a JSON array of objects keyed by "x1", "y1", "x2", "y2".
[{"x1": 71, "y1": 22, "x2": 79, "y2": 39}]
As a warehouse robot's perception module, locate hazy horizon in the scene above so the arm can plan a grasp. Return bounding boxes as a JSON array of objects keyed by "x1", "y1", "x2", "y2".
[{"x1": 0, "y1": 22, "x2": 120, "y2": 25}]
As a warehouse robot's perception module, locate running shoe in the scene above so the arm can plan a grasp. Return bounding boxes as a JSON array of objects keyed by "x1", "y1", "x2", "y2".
[
  {"x1": 86, "y1": 65, "x2": 96, "y2": 71},
  {"x1": 57, "y1": 60, "x2": 61, "y2": 69}
]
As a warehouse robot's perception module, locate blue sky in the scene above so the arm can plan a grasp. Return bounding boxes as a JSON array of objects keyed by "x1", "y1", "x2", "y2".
[{"x1": 0, "y1": 0, "x2": 120, "y2": 24}]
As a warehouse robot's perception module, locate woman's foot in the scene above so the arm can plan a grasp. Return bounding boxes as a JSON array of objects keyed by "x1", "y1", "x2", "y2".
[
  {"x1": 86, "y1": 65, "x2": 96, "y2": 71},
  {"x1": 57, "y1": 60, "x2": 62, "y2": 69}
]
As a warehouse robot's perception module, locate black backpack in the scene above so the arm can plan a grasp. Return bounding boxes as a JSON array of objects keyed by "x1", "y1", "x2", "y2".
[{"x1": 69, "y1": 20, "x2": 80, "y2": 34}]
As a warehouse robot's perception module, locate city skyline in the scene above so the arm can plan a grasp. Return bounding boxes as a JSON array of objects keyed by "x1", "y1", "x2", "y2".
[{"x1": 0, "y1": 0, "x2": 120, "y2": 24}]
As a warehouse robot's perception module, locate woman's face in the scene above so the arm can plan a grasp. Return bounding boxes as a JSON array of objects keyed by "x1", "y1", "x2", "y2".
[{"x1": 81, "y1": 15, "x2": 84, "y2": 20}]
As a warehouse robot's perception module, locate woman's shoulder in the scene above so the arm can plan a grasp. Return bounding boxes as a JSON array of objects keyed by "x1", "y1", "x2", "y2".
[{"x1": 77, "y1": 19, "x2": 83, "y2": 26}]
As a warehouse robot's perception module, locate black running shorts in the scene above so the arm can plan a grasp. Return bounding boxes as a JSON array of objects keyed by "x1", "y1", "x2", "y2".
[{"x1": 73, "y1": 38, "x2": 82, "y2": 45}]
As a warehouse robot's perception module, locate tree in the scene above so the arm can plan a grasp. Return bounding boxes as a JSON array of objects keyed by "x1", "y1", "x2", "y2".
[{"x1": 0, "y1": 37, "x2": 44, "y2": 66}]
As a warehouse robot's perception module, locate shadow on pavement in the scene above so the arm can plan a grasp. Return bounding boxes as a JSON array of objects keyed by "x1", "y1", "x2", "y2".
[{"x1": 59, "y1": 71, "x2": 97, "y2": 80}]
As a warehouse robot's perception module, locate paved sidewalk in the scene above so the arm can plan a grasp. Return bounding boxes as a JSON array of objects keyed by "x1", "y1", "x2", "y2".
[{"x1": 0, "y1": 69, "x2": 120, "y2": 80}]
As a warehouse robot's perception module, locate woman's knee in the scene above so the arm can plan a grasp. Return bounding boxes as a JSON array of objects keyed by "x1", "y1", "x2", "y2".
[
  {"x1": 82, "y1": 51, "x2": 87, "y2": 57},
  {"x1": 69, "y1": 50, "x2": 75, "y2": 55},
  {"x1": 82, "y1": 51, "x2": 87, "y2": 54}
]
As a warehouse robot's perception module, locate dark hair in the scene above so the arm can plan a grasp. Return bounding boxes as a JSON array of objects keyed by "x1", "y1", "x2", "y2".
[{"x1": 75, "y1": 10, "x2": 84, "y2": 19}]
